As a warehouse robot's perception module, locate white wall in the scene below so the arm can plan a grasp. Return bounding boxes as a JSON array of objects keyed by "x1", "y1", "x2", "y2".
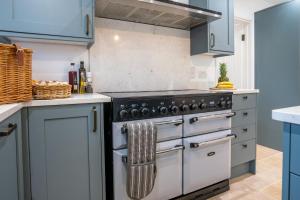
[
  {"x1": 233, "y1": 0, "x2": 284, "y2": 88},
  {"x1": 15, "y1": 41, "x2": 89, "y2": 81}
]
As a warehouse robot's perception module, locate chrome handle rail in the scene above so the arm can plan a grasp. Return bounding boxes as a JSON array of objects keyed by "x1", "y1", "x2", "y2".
[
  {"x1": 122, "y1": 145, "x2": 185, "y2": 163},
  {"x1": 190, "y1": 134, "x2": 236, "y2": 149},
  {"x1": 156, "y1": 145, "x2": 185, "y2": 155},
  {"x1": 121, "y1": 119, "x2": 183, "y2": 134},
  {"x1": 189, "y1": 112, "x2": 235, "y2": 124}
]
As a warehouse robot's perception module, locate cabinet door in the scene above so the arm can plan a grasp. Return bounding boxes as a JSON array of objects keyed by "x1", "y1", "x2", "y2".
[
  {"x1": 290, "y1": 173, "x2": 300, "y2": 200},
  {"x1": 0, "y1": 112, "x2": 23, "y2": 200},
  {"x1": 0, "y1": 0, "x2": 93, "y2": 39},
  {"x1": 29, "y1": 104, "x2": 102, "y2": 200},
  {"x1": 209, "y1": 0, "x2": 234, "y2": 52}
]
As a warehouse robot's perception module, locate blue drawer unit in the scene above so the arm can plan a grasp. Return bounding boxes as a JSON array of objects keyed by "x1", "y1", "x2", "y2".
[
  {"x1": 0, "y1": 111, "x2": 24, "y2": 200},
  {"x1": 0, "y1": 0, "x2": 94, "y2": 43}
]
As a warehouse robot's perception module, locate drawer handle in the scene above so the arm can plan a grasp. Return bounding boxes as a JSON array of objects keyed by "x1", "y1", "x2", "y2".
[
  {"x1": 0, "y1": 123, "x2": 17, "y2": 137},
  {"x1": 243, "y1": 96, "x2": 248, "y2": 100},
  {"x1": 242, "y1": 144, "x2": 248, "y2": 148},
  {"x1": 93, "y1": 107, "x2": 97, "y2": 132},
  {"x1": 207, "y1": 152, "x2": 216, "y2": 157},
  {"x1": 243, "y1": 128, "x2": 248, "y2": 132},
  {"x1": 243, "y1": 112, "x2": 248, "y2": 116}
]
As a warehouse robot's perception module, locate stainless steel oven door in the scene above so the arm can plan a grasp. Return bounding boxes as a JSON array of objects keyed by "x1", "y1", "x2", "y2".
[
  {"x1": 183, "y1": 130, "x2": 232, "y2": 195},
  {"x1": 112, "y1": 116, "x2": 183, "y2": 149},
  {"x1": 113, "y1": 139, "x2": 183, "y2": 200},
  {"x1": 183, "y1": 110, "x2": 234, "y2": 137}
]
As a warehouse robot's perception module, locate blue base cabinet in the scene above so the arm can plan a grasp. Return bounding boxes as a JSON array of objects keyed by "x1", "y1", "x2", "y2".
[
  {"x1": 0, "y1": 0, "x2": 94, "y2": 44},
  {"x1": 28, "y1": 104, "x2": 103, "y2": 200},
  {"x1": 282, "y1": 123, "x2": 300, "y2": 200},
  {"x1": 0, "y1": 111, "x2": 24, "y2": 200}
]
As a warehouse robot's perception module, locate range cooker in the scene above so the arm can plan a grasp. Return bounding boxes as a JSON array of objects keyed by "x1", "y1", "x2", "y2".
[{"x1": 102, "y1": 90, "x2": 235, "y2": 200}]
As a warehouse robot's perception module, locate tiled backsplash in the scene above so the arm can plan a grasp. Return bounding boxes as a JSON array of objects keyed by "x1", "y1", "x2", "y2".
[{"x1": 90, "y1": 18, "x2": 216, "y2": 92}]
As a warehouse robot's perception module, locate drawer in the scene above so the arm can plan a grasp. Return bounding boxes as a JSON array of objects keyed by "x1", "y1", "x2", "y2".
[
  {"x1": 232, "y1": 94, "x2": 256, "y2": 111},
  {"x1": 290, "y1": 124, "x2": 300, "y2": 176},
  {"x1": 290, "y1": 173, "x2": 300, "y2": 200},
  {"x1": 232, "y1": 125, "x2": 256, "y2": 144},
  {"x1": 231, "y1": 139, "x2": 256, "y2": 167},
  {"x1": 232, "y1": 109, "x2": 256, "y2": 128}
]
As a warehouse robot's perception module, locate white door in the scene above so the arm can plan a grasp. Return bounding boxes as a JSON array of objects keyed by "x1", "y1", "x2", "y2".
[{"x1": 216, "y1": 18, "x2": 251, "y2": 89}]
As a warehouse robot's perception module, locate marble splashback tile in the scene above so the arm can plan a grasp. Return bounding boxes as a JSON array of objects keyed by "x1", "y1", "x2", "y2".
[{"x1": 90, "y1": 18, "x2": 216, "y2": 92}]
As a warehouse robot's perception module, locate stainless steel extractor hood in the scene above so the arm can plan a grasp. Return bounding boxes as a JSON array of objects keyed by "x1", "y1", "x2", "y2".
[{"x1": 95, "y1": 0, "x2": 222, "y2": 30}]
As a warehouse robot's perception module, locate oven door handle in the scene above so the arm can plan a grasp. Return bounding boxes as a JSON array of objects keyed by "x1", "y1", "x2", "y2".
[
  {"x1": 122, "y1": 145, "x2": 185, "y2": 163},
  {"x1": 156, "y1": 145, "x2": 185, "y2": 155},
  {"x1": 189, "y1": 112, "x2": 236, "y2": 124},
  {"x1": 121, "y1": 119, "x2": 184, "y2": 134},
  {"x1": 190, "y1": 134, "x2": 236, "y2": 149},
  {"x1": 154, "y1": 119, "x2": 184, "y2": 126}
]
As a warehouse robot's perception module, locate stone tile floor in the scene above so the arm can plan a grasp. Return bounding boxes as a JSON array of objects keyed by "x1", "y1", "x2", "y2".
[{"x1": 209, "y1": 145, "x2": 282, "y2": 200}]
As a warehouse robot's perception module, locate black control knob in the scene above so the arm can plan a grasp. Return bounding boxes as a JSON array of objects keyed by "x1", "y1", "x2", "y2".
[
  {"x1": 159, "y1": 106, "x2": 168, "y2": 114},
  {"x1": 141, "y1": 108, "x2": 150, "y2": 116},
  {"x1": 119, "y1": 110, "x2": 128, "y2": 119},
  {"x1": 180, "y1": 104, "x2": 189, "y2": 112},
  {"x1": 199, "y1": 103, "x2": 207, "y2": 110},
  {"x1": 190, "y1": 103, "x2": 198, "y2": 110},
  {"x1": 227, "y1": 100, "x2": 232, "y2": 107},
  {"x1": 131, "y1": 109, "x2": 139, "y2": 118},
  {"x1": 171, "y1": 106, "x2": 179, "y2": 114},
  {"x1": 219, "y1": 101, "x2": 226, "y2": 108}
]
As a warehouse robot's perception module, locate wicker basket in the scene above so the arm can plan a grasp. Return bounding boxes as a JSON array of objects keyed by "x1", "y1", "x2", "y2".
[
  {"x1": 32, "y1": 83, "x2": 72, "y2": 100},
  {"x1": 0, "y1": 43, "x2": 33, "y2": 104}
]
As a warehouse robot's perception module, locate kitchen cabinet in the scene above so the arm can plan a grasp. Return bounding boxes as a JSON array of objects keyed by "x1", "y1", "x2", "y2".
[
  {"x1": 0, "y1": 111, "x2": 24, "y2": 200},
  {"x1": 281, "y1": 123, "x2": 300, "y2": 200},
  {"x1": 28, "y1": 104, "x2": 104, "y2": 200},
  {"x1": 231, "y1": 93, "x2": 257, "y2": 178},
  {"x1": 190, "y1": 0, "x2": 234, "y2": 56},
  {"x1": 0, "y1": 0, "x2": 94, "y2": 44}
]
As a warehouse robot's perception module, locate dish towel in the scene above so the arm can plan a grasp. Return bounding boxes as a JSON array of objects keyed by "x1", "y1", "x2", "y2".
[{"x1": 126, "y1": 121, "x2": 157, "y2": 200}]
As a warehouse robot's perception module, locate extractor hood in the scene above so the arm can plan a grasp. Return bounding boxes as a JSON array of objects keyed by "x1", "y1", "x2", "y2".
[{"x1": 95, "y1": 0, "x2": 222, "y2": 30}]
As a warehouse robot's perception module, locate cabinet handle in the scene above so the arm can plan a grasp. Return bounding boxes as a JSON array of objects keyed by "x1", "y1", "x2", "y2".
[
  {"x1": 93, "y1": 107, "x2": 97, "y2": 132},
  {"x1": 243, "y1": 128, "x2": 248, "y2": 132},
  {"x1": 243, "y1": 96, "x2": 248, "y2": 100},
  {"x1": 210, "y1": 33, "x2": 215, "y2": 48},
  {"x1": 0, "y1": 123, "x2": 17, "y2": 137},
  {"x1": 243, "y1": 112, "x2": 248, "y2": 117},
  {"x1": 242, "y1": 144, "x2": 248, "y2": 148},
  {"x1": 86, "y1": 14, "x2": 90, "y2": 36}
]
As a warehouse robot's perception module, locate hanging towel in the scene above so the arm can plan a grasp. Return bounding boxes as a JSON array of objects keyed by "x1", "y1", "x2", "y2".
[{"x1": 126, "y1": 121, "x2": 157, "y2": 200}]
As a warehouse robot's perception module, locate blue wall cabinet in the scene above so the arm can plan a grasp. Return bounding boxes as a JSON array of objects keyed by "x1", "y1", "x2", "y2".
[
  {"x1": 0, "y1": 0, "x2": 94, "y2": 43},
  {"x1": 190, "y1": 0, "x2": 234, "y2": 56},
  {"x1": 0, "y1": 111, "x2": 24, "y2": 200},
  {"x1": 28, "y1": 104, "x2": 103, "y2": 200}
]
